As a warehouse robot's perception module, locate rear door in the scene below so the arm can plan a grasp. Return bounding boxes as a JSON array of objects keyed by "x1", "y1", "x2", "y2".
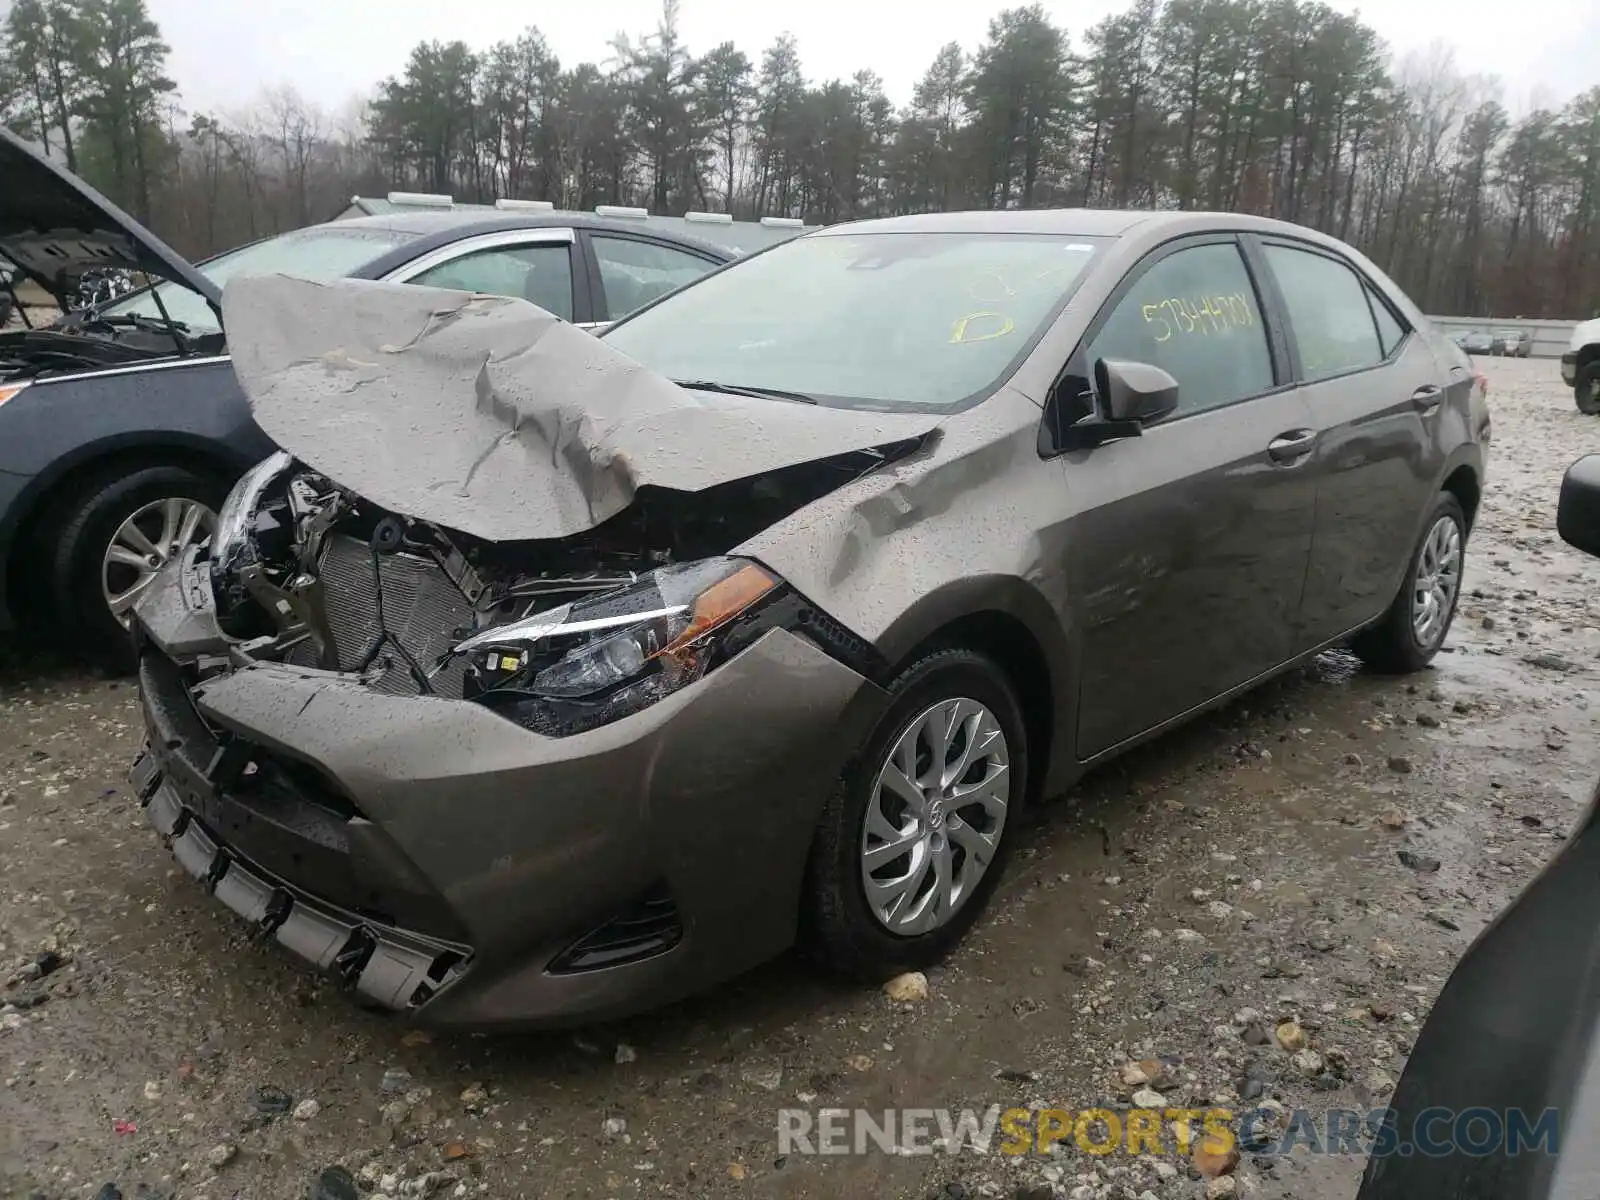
[
  {"x1": 384, "y1": 228, "x2": 592, "y2": 323},
  {"x1": 1059, "y1": 234, "x2": 1319, "y2": 759},
  {"x1": 579, "y1": 231, "x2": 725, "y2": 331},
  {"x1": 1249, "y1": 237, "x2": 1447, "y2": 644}
]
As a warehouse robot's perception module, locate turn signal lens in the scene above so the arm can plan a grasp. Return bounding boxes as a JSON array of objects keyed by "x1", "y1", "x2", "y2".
[
  {"x1": 654, "y1": 563, "x2": 777, "y2": 663},
  {"x1": 0, "y1": 382, "x2": 29, "y2": 408}
]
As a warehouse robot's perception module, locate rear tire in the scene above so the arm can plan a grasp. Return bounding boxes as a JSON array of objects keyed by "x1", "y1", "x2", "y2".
[
  {"x1": 48, "y1": 463, "x2": 229, "y2": 671},
  {"x1": 802, "y1": 648, "x2": 1028, "y2": 980},
  {"x1": 1352, "y1": 493, "x2": 1467, "y2": 675},
  {"x1": 1577, "y1": 362, "x2": 1600, "y2": 415}
]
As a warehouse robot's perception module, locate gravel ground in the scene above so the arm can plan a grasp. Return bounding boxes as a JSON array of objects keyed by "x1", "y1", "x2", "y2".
[{"x1": 2, "y1": 357, "x2": 1598, "y2": 1200}]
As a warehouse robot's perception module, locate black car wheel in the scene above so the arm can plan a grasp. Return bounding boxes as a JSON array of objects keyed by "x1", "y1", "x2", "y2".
[
  {"x1": 1352, "y1": 492, "x2": 1467, "y2": 674},
  {"x1": 48, "y1": 463, "x2": 230, "y2": 670},
  {"x1": 803, "y1": 648, "x2": 1028, "y2": 979},
  {"x1": 1577, "y1": 362, "x2": 1600, "y2": 415}
]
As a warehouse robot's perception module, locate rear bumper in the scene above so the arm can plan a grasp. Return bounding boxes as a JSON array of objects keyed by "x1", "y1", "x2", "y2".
[
  {"x1": 130, "y1": 554, "x2": 874, "y2": 1027},
  {"x1": 1562, "y1": 352, "x2": 1579, "y2": 386}
]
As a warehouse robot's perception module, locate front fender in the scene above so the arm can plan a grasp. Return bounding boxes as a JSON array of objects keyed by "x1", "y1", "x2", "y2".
[{"x1": 0, "y1": 359, "x2": 274, "y2": 554}]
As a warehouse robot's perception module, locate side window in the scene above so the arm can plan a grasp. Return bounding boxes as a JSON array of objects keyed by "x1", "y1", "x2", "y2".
[
  {"x1": 1262, "y1": 244, "x2": 1383, "y2": 381},
  {"x1": 592, "y1": 236, "x2": 718, "y2": 320},
  {"x1": 1365, "y1": 283, "x2": 1407, "y2": 357},
  {"x1": 1086, "y1": 241, "x2": 1274, "y2": 416},
  {"x1": 410, "y1": 243, "x2": 574, "y2": 321}
]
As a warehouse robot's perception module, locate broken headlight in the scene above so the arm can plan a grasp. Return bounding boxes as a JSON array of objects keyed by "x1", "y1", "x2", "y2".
[
  {"x1": 456, "y1": 557, "x2": 781, "y2": 735},
  {"x1": 212, "y1": 450, "x2": 294, "y2": 570}
]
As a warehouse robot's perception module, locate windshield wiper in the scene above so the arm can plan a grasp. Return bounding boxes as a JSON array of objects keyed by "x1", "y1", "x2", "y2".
[
  {"x1": 671, "y1": 379, "x2": 819, "y2": 405},
  {"x1": 85, "y1": 313, "x2": 192, "y2": 335},
  {"x1": 70, "y1": 310, "x2": 194, "y2": 356}
]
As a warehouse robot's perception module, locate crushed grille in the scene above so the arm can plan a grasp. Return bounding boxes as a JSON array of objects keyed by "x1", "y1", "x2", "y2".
[{"x1": 286, "y1": 534, "x2": 474, "y2": 697}]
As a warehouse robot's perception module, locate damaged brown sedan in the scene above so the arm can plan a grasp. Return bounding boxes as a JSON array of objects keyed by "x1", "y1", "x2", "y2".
[{"x1": 129, "y1": 210, "x2": 1489, "y2": 1027}]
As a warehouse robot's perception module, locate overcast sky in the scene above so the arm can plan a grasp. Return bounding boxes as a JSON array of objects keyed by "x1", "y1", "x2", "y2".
[{"x1": 150, "y1": 0, "x2": 1596, "y2": 120}]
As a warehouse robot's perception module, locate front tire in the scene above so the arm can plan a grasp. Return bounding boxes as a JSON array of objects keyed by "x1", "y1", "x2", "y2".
[
  {"x1": 803, "y1": 649, "x2": 1028, "y2": 979},
  {"x1": 1576, "y1": 362, "x2": 1600, "y2": 415},
  {"x1": 49, "y1": 464, "x2": 228, "y2": 670},
  {"x1": 1352, "y1": 493, "x2": 1467, "y2": 674}
]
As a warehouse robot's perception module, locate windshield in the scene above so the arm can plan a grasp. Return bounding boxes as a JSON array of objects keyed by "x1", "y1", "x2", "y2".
[
  {"x1": 99, "y1": 225, "x2": 419, "y2": 335},
  {"x1": 602, "y1": 231, "x2": 1108, "y2": 410}
]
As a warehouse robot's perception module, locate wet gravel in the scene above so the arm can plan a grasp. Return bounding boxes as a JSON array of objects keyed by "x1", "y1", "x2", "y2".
[{"x1": 2, "y1": 358, "x2": 1598, "y2": 1200}]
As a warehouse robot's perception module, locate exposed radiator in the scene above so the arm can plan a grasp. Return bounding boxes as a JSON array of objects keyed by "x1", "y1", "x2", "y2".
[{"x1": 286, "y1": 535, "x2": 474, "y2": 698}]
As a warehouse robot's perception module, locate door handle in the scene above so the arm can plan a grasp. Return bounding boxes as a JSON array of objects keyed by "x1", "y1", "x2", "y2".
[
  {"x1": 1412, "y1": 385, "x2": 1443, "y2": 414},
  {"x1": 1267, "y1": 429, "x2": 1317, "y2": 464}
]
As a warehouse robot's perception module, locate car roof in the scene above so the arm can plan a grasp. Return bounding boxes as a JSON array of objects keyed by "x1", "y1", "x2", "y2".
[
  {"x1": 809, "y1": 209, "x2": 1157, "y2": 238},
  {"x1": 333, "y1": 210, "x2": 736, "y2": 259},
  {"x1": 804, "y1": 207, "x2": 1395, "y2": 258}
]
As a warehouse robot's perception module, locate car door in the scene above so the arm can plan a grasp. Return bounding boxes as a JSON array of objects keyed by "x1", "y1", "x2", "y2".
[
  {"x1": 580, "y1": 231, "x2": 724, "y2": 331},
  {"x1": 1251, "y1": 238, "x2": 1448, "y2": 644},
  {"x1": 1056, "y1": 235, "x2": 1319, "y2": 759},
  {"x1": 384, "y1": 228, "x2": 591, "y2": 323}
]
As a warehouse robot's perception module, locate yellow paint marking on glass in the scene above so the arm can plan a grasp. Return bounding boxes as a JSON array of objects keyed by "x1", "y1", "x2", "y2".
[
  {"x1": 1141, "y1": 292, "x2": 1257, "y2": 340},
  {"x1": 1141, "y1": 303, "x2": 1173, "y2": 342},
  {"x1": 967, "y1": 271, "x2": 1017, "y2": 303},
  {"x1": 950, "y1": 311, "x2": 1015, "y2": 343}
]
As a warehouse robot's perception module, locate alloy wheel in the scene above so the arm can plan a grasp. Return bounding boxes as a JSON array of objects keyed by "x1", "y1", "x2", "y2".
[
  {"x1": 102, "y1": 497, "x2": 216, "y2": 628},
  {"x1": 860, "y1": 697, "x2": 1011, "y2": 936},
  {"x1": 1410, "y1": 514, "x2": 1462, "y2": 650}
]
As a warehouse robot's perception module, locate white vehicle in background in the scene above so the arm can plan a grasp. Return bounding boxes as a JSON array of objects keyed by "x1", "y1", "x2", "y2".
[{"x1": 1563, "y1": 317, "x2": 1600, "y2": 415}]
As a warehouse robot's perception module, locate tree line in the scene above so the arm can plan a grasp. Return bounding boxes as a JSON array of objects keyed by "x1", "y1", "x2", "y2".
[{"x1": 3, "y1": 0, "x2": 1598, "y2": 318}]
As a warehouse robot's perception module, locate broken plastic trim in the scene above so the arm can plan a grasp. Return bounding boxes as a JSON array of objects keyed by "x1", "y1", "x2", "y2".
[{"x1": 135, "y1": 750, "x2": 472, "y2": 1012}]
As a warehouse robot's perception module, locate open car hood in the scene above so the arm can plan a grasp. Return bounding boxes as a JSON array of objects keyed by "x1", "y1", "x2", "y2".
[
  {"x1": 0, "y1": 128, "x2": 219, "y2": 310},
  {"x1": 222, "y1": 274, "x2": 942, "y2": 543}
]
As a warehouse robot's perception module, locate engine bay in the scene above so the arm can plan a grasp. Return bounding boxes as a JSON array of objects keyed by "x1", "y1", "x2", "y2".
[
  {"x1": 0, "y1": 315, "x2": 223, "y2": 382},
  {"x1": 196, "y1": 444, "x2": 910, "y2": 734}
]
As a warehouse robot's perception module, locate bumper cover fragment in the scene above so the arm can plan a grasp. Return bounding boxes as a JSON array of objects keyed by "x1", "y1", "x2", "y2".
[{"x1": 131, "y1": 744, "x2": 471, "y2": 1013}]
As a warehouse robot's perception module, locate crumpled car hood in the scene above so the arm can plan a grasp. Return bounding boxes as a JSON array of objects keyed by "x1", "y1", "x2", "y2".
[{"x1": 223, "y1": 274, "x2": 942, "y2": 542}]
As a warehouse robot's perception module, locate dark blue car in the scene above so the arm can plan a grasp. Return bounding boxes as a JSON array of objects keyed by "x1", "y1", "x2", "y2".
[{"x1": 0, "y1": 129, "x2": 770, "y2": 665}]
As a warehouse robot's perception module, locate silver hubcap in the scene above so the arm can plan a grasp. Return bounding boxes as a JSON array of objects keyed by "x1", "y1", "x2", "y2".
[
  {"x1": 1411, "y1": 514, "x2": 1462, "y2": 648},
  {"x1": 861, "y1": 697, "x2": 1011, "y2": 936},
  {"x1": 103, "y1": 497, "x2": 215, "y2": 627}
]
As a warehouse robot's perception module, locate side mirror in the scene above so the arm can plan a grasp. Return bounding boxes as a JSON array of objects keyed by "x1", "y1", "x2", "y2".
[
  {"x1": 1096, "y1": 358, "x2": 1179, "y2": 424},
  {"x1": 1559, "y1": 454, "x2": 1600, "y2": 559}
]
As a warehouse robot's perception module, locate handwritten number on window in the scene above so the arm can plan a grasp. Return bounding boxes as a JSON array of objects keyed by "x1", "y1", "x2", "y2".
[{"x1": 1141, "y1": 293, "x2": 1254, "y2": 342}]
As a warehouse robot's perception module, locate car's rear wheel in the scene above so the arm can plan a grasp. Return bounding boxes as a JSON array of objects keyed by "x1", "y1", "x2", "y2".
[
  {"x1": 1352, "y1": 492, "x2": 1467, "y2": 674},
  {"x1": 49, "y1": 463, "x2": 228, "y2": 670},
  {"x1": 803, "y1": 648, "x2": 1027, "y2": 979},
  {"x1": 1576, "y1": 362, "x2": 1600, "y2": 415}
]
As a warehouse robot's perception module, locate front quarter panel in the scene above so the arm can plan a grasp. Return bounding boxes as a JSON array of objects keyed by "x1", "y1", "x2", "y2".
[{"x1": 739, "y1": 386, "x2": 1081, "y2": 788}]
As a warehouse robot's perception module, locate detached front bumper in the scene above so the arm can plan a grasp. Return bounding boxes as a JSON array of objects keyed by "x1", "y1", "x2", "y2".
[
  {"x1": 130, "y1": 554, "x2": 878, "y2": 1027},
  {"x1": 1562, "y1": 352, "x2": 1578, "y2": 386}
]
